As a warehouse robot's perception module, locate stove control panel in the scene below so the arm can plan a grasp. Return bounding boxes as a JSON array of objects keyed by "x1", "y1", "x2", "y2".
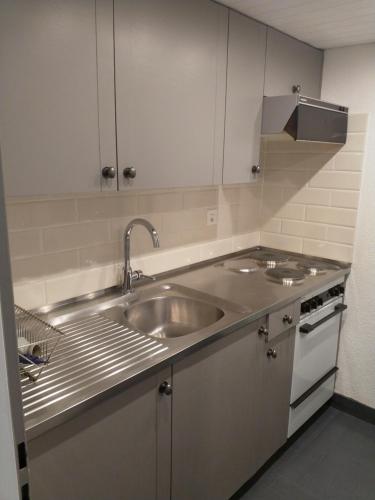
[{"x1": 300, "y1": 284, "x2": 345, "y2": 315}]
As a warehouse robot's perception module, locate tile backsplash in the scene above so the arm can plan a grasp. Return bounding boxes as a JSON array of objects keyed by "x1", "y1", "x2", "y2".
[
  {"x1": 260, "y1": 113, "x2": 367, "y2": 261},
  {"x1": 6, "y1": 184, "x2": 261, "y2": 306},
  {"x1": 6, "y1": 113, "x2": 367, "y2": 308}
]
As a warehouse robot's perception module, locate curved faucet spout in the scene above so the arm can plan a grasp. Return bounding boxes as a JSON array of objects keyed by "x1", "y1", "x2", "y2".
[{"x1": 123, "y1": 218, "x2": 160, "y2": 294}]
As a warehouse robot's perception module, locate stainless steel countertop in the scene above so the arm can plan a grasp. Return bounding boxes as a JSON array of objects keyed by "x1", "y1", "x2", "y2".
[{"x1": 23, "y1": 246, "x2": 350, "y2": 440}]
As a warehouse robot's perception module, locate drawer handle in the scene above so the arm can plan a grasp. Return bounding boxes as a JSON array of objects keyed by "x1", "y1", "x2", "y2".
[
  {"x1": 290, "y1": 366, "x2": 338, "y2": 409},
  {"x1": 267, "y1": 348, "x2": 277, "y2": 359},
  {"x1": 283, "y1": 314, "x2": 293, "y2": 325},
  {"x1": 300, "y1": 304, "x2": 347, "y2": 334},
  {"x1": 258, "y1": 326, "x2": 269, "y2": 343}
]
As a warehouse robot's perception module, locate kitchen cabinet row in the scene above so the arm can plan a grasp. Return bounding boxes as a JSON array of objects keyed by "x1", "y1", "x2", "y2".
[
  {"x1": 28, "y1": 300, "x2": 298, "y2": 500},
  {"x1": 0, "y1": 0, "x2": 323, "y2": 197}
]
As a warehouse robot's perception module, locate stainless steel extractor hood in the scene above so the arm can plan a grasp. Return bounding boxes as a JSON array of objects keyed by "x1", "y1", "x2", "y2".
[{"x1": 261, "y1": 94, "x2": 348, "y2": 144}]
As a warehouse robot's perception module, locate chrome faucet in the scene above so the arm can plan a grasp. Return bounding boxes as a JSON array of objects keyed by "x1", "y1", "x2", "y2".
[{"x1": 123, "y1": 218, "x2": 160, "y2": 295}]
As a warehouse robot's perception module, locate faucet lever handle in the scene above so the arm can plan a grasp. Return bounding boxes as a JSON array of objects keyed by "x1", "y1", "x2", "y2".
[{"x1": 134, "y1": 270, "x2": 156, "y2": 282}]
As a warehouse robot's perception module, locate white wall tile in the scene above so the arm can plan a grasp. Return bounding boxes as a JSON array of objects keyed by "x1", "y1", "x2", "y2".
[
  {"x1": 282, "y1": 220, "x2": 326, "y2": 240},
  {"x1": 331, "y1": 190, "x2": 360, "y2": 209},
  {"x1": 13, "y1": 281, "x2": 46, "y2": 309},
  {"x1": 334, "y1": 153, "x2": 363, "y2": 171},
  {"x1": 340, "y1": 133, "x2": 366, "y2": 152},
  {"x1": 306, "y1": 206, "x2": 357, "y2": 227},
  {"x1": 347, "y1": 114, "x2": 368, "y2": 133},
  {"x1": 260, "y1": 232, "x2": 303, "y2": 253},
  {"x1": 309, "y1": 171, "x2": 362, "y2": 190},
  {"x1": 302, "y1": 239, "x2": 353, "y2": 262}
]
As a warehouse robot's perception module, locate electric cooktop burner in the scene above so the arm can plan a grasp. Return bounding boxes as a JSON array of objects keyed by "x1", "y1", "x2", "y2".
[
  {"x1": 247, "y1": 249, "x2": 289, "y2": 268},
  {"x1": 296, "y1": 259, "x2": 341, "y2": 276},
  {"x1": 222, "y1": 259, "x2": 260, "y2": 274},
  {"x1": 265, "y1": 267, "x2": 306, "y2": 286}
]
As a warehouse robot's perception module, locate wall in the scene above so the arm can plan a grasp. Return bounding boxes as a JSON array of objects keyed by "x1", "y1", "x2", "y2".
[
  {"x1": 259, "y1": 113, "x2": 367, "y2": 262},
  {"x1": 6, "y1": 184, "x2": 261, "y2": 308},
  {"x1": 321, "y1": 43, "x2": 375, "y2": 409}
]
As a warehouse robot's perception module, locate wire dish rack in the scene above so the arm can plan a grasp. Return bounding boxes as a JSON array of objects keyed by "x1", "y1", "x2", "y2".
[{"x1": 15, "y1": 305, "x2": 63, "y2": 382}]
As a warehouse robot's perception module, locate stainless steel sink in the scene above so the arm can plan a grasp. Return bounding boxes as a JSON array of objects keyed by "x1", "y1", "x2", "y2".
[
  {"x1": 111, "y1": 295, "x2": 224, "y2": 339},
  {"x1": 50, "y1": 283, "x2": 246, "y2": 343}
]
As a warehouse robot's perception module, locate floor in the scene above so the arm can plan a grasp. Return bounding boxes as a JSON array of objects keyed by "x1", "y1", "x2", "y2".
[{"x1": 239, "y1": 407, "x2": 375, "y2": 500}]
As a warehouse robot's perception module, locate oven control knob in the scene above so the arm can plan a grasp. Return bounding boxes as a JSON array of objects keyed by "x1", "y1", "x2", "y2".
[
  {"x1": 317, "y1": 297, "x2": 324, "y2": 306},
  {"x1": 339, "y1": 286, "x2": 345, "y2": 295},
  {"x1": 334, "y1": 286, "x2": 340, "y2": 296},
  {"x1": 310, "y1": 299, "x2": 318, "y2": 309},
  {"x1": 301, "y1": 302, "x2": 311, "y2": 314}
]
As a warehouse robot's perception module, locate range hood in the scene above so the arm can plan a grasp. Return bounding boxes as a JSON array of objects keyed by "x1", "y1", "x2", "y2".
[{"x1": 261, "y1": 94, "x2": 348, "y2": 144}]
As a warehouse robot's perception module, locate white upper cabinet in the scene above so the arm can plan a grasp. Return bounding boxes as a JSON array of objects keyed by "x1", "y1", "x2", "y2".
[
  {"x1": 114, "y1": 0, "x2": 228, "y2": 190},
  {"x1": 0, "y1": 0, "x2": 117, "y2": 197},
  {"x1": 264, "y1": 28, "x2": 323, "y2": 99},
  {"x1": 223, "y1": 11, "x2": 267, "y2": 184}
]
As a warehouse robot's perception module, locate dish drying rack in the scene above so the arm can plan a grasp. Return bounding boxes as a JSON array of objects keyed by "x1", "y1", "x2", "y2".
[{"x1": 15, "y1": 305, "x2": 63, "y2": 382}]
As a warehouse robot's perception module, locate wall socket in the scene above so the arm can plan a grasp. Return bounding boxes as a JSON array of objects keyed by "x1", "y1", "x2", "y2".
[{"x1": 206, "y1": 209, "x2": 218, "y2": 226}]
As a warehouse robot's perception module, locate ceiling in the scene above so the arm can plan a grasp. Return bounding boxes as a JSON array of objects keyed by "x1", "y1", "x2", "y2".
[{"x1": 218, "y1": 0, "x2": 375, "y2": 49}]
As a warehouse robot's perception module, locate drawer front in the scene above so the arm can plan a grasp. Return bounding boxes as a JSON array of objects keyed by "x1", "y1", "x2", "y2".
[
  {"x1": 267, "y1": 302, "x2": 299, "y2": 341},
  {"x1": 288, "y1": 373, "x2": 335, "y2": 437}
]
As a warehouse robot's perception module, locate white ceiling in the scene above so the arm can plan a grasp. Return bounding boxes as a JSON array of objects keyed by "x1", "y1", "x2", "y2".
[{"x1": 218, "y1": 0, "x2": 375, "y2": 49}]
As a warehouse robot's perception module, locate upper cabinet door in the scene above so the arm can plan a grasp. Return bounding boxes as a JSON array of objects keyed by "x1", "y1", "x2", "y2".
[
  {"x1": 0, "y1": 0, "x2": 116, "y2": 197},
  {"x1": 114, "y1": 0, "x2": 228, "y2": 190},
  {"x1": 264, "y1": 28, "x2": 323, "y2": 99},
  {"x1": 223, "y1": 11, "x2": 266, "y2": 184}
]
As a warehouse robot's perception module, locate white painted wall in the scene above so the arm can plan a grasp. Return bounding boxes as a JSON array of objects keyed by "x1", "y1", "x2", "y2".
[{"x1": 322, "y1": 43, "x2": 375, "y2": 409}]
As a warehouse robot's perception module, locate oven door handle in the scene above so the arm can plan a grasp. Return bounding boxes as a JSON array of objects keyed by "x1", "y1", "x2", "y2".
[{"x1": 300, "y1": 303, "x2": 347, "y2": 334}]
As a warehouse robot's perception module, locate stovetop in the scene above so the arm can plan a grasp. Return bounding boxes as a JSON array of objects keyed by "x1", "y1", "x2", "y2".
[{"x1": 223, "y1": 247, "x2": 348, "y2": 287}]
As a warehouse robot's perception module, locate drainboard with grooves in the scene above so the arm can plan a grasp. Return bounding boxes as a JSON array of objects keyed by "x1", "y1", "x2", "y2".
[{"x1": 21, "y1": 314, "x2": 168, "y2": 420}]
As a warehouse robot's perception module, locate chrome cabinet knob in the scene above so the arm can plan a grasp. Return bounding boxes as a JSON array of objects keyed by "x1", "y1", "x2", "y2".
[
  {"x1": 102, "y1": 166, "x2": 116, "y2": 179},
  {"x1": 159, "y1": 381, "x2": 172, "y2": 396},
  {"x1": 283, "y1": 314, "x2": 293, "y2": 325},
  {"x1": 267, "y1": 348, "x2": 277, "y2": 359},
  {"x1": 258, "y1": 326, "x2": 269, "y2": 343},
  {"x1": 252, "y1": 165, "x2": 261, "y2": 174},
  {"x1": 123, "y1": 167, "x2": 136, "y2": 179}
]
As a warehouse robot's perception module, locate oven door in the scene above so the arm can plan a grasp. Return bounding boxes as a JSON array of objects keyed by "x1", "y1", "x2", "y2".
[{"x1": 290, "y1": 297, "x2": 344, "y2": 404}]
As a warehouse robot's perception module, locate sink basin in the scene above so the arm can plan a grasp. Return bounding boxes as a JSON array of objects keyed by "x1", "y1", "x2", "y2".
[
  {"x1": 104, "y1": 295, "x2": 224, "y2": 339},
  {"x1": 50, "y1": 283, "x2": 245, "y2": 343}
]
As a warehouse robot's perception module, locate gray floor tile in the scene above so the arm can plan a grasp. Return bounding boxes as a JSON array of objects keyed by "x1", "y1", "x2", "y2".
[{"x1": 239, "y1": 407, "x2": 375, "y2": 500}]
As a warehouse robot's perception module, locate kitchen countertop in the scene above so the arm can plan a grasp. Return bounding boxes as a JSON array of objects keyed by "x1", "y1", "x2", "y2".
[{"x1": 22, "y1": 246, "x2": 351, "y2": 440}]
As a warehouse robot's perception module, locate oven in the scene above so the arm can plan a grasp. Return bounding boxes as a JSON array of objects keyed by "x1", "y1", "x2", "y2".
[{"x1": 288, "y1": 280, "x2": 347, "y2": 437}]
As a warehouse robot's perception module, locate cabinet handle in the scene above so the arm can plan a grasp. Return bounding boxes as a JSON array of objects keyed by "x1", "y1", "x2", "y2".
[
  {"x1": 252, "y1": 165, "x2": 261, "y2": 174},
  {"x1": 123, "y1": 167, "x2": 136, "y2": 179},
  {"x1": 282, "y1": 314, "x2": 293, "y2": 325},
  {"x1": 258, "y1": 326, "x2": 269, "y2": 343},
  {"x1": 267, "y1": 348, "x2": 277, "y2": 359},
  {"x1": 292, "y1": 84, "x2": 302, "y2": 94},
  {"x1": 159, "y1": 381, "x2": 172, "y2": 396},
  {"x1": 102, "y1": 166, "x2": 116, "y2": 179}
]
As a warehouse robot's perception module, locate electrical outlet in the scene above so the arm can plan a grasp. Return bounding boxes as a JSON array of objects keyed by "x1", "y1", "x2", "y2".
[{"x1": 207, "y1": 209, "x2": 218, "y2": 226}]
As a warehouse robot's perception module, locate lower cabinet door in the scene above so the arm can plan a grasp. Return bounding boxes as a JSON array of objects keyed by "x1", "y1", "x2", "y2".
[
  {"x1": 171, "y1": 323, "x2": 259, "y2": 500},
  {"x1": 28, "y1": 367, "x2": 171, "y2": 500},
  {"x1": 255, "y1": 328, "x2": 295, "y2": 469}
]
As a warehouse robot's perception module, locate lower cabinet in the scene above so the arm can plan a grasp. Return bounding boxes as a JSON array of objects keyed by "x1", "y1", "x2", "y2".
[
  {"x1": 28, "y1": 318, "x2": 296, "y2": 500},
  {"x1": 28, "y1": 366, "x2": 171, "y2": 500},
  {"x1": 171, "y1": 322, "x2": 260, "y2": 500},
  {"x1": 255, "y1": 327, "x2": 295, "y2": 470}
]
